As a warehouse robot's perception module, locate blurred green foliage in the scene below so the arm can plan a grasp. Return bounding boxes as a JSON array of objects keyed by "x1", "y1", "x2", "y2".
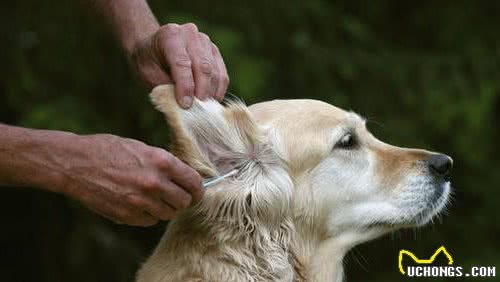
[{"x1": 1, "y1": 1, "x2": 499, "y2": 281}]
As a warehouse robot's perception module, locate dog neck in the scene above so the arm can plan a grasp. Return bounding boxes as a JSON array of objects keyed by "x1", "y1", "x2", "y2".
[
  {"x1": 294, "y1": 223, "x2": 385, "y2": 282},
  {"x1": 292, "y1": 222, "x2": 343, "y2": 282},
  {"x1": 297, "y1": 228, "x2": 386, "y2": 282},
  {"x1": 291, "y1": 175, "x2": 386, "y2": 282}
]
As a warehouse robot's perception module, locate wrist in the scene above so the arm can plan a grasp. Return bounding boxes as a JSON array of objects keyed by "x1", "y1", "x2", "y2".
[
  {"x1": 33, "y1": 131, "x2": 83, "y2": 195},
  {"x1": 25, "y1": 130, "x2": 83, "y2": 195}
]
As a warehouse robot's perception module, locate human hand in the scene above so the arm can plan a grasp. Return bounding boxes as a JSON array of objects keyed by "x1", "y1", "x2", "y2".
[
  {"x1": 60, "y1": 134, "x2": 203, "y2": 226},
  {"x1": 128, "y1": 23, "x2": 229, "y2": 108}
]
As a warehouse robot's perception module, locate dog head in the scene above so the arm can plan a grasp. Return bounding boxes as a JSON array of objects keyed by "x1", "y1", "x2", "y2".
[
  {"x1": 151, "y1": 85, "x2": 452, "y2": 246},
  {"x1": 250, "y1": 99, "x2": 452, "y2": 244}
]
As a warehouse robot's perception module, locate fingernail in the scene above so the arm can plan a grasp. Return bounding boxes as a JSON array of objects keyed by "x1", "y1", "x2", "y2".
[{"x1": 182, "y1": 96, "x2": 193, "y2": 108}]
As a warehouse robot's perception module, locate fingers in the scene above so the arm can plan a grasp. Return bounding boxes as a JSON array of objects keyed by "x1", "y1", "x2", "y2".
[
  {"x1": 123, "y1": 178, "x2": 195, "y2": 223},
  {"x1": 157, "y1": 24, "x2": 195, "y2": 108},
  {"x1": 152, "y1": 23, "x2": 227, "y2": 106},
  {"x1": 211, "y1": 43, "x2": 229, "y2": 101},
  {"x1": 87, "y1": 196, "x2": 160, "y2": 227},
  {"x1": 160, "y1": 151, "x2": 204, "y2": 205},
  {"x1": 156, "y1": 179, "x2": 194, "y2": 210},
  {"x1": 124, "y1": 193, "x2": 176, "y2": 221},
  {"x1": 184, "y1": 24, "x2": 217, "y2": 100},
  {"x1": 103, "y1": 150, "x2": 202, "y2": 225},
  {"x1": 129, "y1": 212, "x2": 159, "y2": 227},
  {"x1": 96, "y1": 208, "x2": 157, "y2": 227},
  {"x1": 116, "y1": 148, "x2": 203, "y2": 225},
  {"x1": 199, "y1": 33, "x2": 220, "y2": 99},
  {"x1": 115, "y1": 186, "x2": 185, "y2": 225}
]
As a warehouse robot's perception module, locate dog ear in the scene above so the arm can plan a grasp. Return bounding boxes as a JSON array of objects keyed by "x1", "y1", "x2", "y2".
[
  {"x1": 151, "y1": 85, "x2": 293, "y2": 233},
  {"x1": 150, "y1": 85, "x2": 260, "y2": 177}
]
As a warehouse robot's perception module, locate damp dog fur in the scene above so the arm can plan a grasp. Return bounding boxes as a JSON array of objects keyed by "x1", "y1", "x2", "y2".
[{"x1": 136, "y1": 85, "x2": 453, "y2": 282}]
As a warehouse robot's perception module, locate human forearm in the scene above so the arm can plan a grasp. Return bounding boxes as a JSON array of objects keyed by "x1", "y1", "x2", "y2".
[
  {"x1": 0, "y1": 124, "x2": 76, "y2": 192},
  {"x1": 0, "y1": 124, "x2": 203, "y2": 225},
  {"x1": 89, "y1": 0, "x2": 159, "y2": 54}
]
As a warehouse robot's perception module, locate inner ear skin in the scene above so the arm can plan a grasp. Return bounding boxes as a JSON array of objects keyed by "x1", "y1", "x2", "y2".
[{"x1": 202, "y1": 142, "x2": 240, "y2": 174}]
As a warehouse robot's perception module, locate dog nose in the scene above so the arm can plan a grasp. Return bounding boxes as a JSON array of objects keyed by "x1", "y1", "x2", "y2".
[{"x1": 427, "y1": 154, "x2": 453, "y2": 177}]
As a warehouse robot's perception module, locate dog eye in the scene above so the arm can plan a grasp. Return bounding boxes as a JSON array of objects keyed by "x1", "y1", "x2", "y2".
[{"x1": 335, "y1": 133, "x2": 356, "y2": 149}]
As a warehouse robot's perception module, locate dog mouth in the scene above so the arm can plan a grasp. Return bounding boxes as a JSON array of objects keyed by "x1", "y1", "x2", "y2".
[
  {"x1": 413, "y1": 180, "x2": 451, "y2": 226},
  {"x1": 428, "y1": 179, "x2": 448, "y2": 205},
  {"x1": 366, "y1": 179, "x2": 451, "y2": 230}
]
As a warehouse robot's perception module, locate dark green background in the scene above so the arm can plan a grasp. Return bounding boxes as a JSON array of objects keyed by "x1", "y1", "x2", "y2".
[{"x1": 1, "y1": 1, "x2": 498, "y2": 281}]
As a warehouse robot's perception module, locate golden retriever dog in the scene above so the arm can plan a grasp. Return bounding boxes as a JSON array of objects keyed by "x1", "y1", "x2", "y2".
[{"x1": 136, "y1": 85, "x2": 453, "y2": 282}]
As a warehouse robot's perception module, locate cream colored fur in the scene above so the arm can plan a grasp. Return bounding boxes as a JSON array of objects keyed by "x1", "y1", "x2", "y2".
[{"x1": 136, "y1": 85, "x2": 451, "y2": 282}]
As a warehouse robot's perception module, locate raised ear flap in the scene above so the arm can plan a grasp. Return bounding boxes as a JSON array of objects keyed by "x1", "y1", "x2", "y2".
[
  {"x1": 151, "y1": 85, "x2": 293, "y2": 231},
  {"x1": 150, "y1": 85, "x2": 260, "y2": 177}
]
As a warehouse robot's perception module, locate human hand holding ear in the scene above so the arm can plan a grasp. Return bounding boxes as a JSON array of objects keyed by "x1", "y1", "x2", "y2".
[
  {"x1": 90, "y1": 0, "x2": 229, "y2": 105},
  {"x1": 127, "y1": 23, "x2": 229, "y2": 108}
]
